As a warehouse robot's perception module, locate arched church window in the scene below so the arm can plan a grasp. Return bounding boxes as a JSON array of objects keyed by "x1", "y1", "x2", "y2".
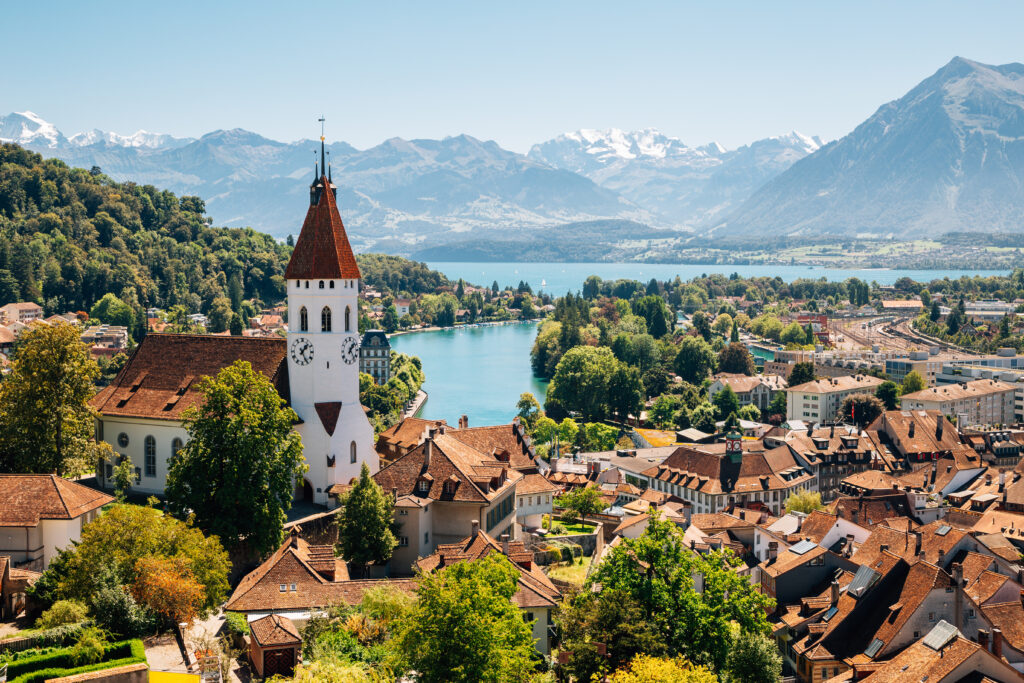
[
  {"x1": 172, "y1": 438, "x2": 183, "y2": 459},
  {"x1": 329, "y1": 281, "x2": 335, "y2": 289},
  {"x1": 350, "y1": 441, "x2": 357, "y2": 464},
  {"x1": 321, "y1": 307, "x2": 332, "y2": 332},
  {"x1": 319, "y1": 281, "x2": 325, "y2": 289},
  {"x1": 296, "y1": 280, "x2": 300, "y2": 288},
  {"x1": 345, "y1": 306, "x2": 351, "y2": 332},
  {"x1": 304, "y1": 281, "x2": 309, "y2": 288},
  {"x1": 144, "y1": 436, "x2": 156, "y2": 477},
  {"x1": 299, "y1": 307, "x2": 308, "y2": 332}
]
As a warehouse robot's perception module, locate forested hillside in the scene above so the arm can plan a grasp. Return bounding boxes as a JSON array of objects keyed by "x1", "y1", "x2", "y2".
[{"x1": 0, "y1": 144, "x2": 455, "y2": 328}]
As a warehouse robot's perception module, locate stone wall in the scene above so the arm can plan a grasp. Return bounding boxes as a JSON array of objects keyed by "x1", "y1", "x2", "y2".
[{"x1": 46, "y1": 662, "x2": 149, "y2": 683}]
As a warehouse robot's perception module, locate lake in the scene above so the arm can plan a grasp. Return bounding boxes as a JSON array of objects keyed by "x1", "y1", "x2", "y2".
[
  {"x1": 390, "y1": 322, "x2": 547, "y2": 427},
  {"x1": 425, "y1": 261, "x2": 1010, "y2": 294}
]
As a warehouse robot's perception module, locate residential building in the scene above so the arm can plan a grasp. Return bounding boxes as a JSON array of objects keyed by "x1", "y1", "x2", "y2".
[
  {"x1": 394, "y1": 298, "x2": 411, "y2": 317},
  {"x1": 900, "y1": 379, "x2": 1017, "y2": 427},
  {"x1": 785, "y1": 375, "x2": 885, "y2": 422},
  {"x1": 776, "y1": 424, "x2": 880, "y2": 501},
  {"x1": 936, "y1": 363, "x2": 1024, "y2": 422},
  {"x1": 515, "y1": 474, "x2": 557, "y2": 529},
  {"x1": 0, "y1": 556, "x2": 38, "y2": 620},
  {"x1": 359, "y1": 329, "x2": 391, "y2": 384},
  {"x1": 885, "y1": 350, "x2": 945, "y2": 386},
  {"x1": 248, "y1": 615, "x2": 302, "y2": 678},
  {"x1": 0, "y1": 302, "x2": 44, "y2": 324},
  {"x1": 373, "y1": 426, "x2": 524, "y2": 573},
  {"x1": 0, "y1": 474, "x2": 113, "y2": 570},
  {"x1": 91, "y1": 153, "x2": 379, "y2": 505},
  {"x1": 416, "y1": 524, "x2": 561, "y2": 653},
  {"x1": 708, "y1": 373, "x2": 786, "y2": 411}
]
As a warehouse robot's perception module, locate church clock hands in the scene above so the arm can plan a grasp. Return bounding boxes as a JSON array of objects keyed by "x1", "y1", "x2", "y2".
[
  {"x1": 290, "y1": 337, "x2": 314, "y2": 366},
  {"x1": 341, "y1": 336, "x2": 360, "y2": 364}
]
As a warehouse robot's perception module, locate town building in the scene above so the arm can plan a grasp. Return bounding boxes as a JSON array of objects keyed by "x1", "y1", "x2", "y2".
[
  {"x1": 936, "y1": 363, "x2": 1024, "y2": 422},
  {"x1": 885, "y1": 350, "x2": 945, "y2": 386},
  {"x1": 248, "y1": 615, "x2": 302, "y2": 678},
  {"x1": 0, "y1": 474, "x2": 113, "y2": 570},
  {"x1": 900, "y1": 379, "x2": 1017, "y2": 427},
  {"x1": 785, "y1": 375, "x2": 885, "y2": 422},
  {"x1": 394, "y1": 298, "x2": 411, "y2": 317},
  {"x1": 708, "y1": 373, "x2": 786, "y2": 411},
  {"x1": 0, "y1": 302, "x2": 44, "y2": 324},
  {"x1": 91, "y1": 144, "x2": 378, "y2": 505},
  {"x1": 359, "y1": 329, "x2": 391, "y2": 384}
]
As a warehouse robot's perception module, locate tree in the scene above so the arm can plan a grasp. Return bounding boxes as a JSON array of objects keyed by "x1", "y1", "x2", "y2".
[
  {"x1": 557, "y1": 590, "x2": 667, "y2": 682},
  {"x1": 767, "y1": 391, "x2": 787, "y2": 419},
  {"x1": 546, "y1": 346, "x2": 617, "y2": 421},
  {"x1": 730, "y1": 320, "x2": 740, "y2": 343},
  {"x1": 718, "y1": 342, "x2": 755, "y2": 375},
  {"x1": 608, "y1": 362, "x2": 644, "y2": 424},
  {"x1": 382, "y1": 305, "x2": 400, "y2": 333},
  {"x1": 89, "y1": 292, "x2": 134, "y2": 328},
  {"x1": 712, "y1": 385, "x2": 740, "y2": 420},
  {"x1": 737, "y1": 404, "x2": 761, "y2": 422},
  {"x1": 113, "y1": 454, "x2": 135, "y2": 502},
  {"x1": 609, "y1": 655, "x2": 718, "y2": 683},
  {"x1": 691, "y1": 311, "x2": 712, "y2": 340},
  {"x1": 392, "y1": 554, "x2": 536, "y2": 683},
  {"x1": 229, "y1": 312, "x2": 244, "y2": 336},
  {"x1": 557, "y1": 418, "x2": 579, "y2": 448},
  {"x1": 785, "y1": 488, "x2": 824, "y2": 514},
  {"x1": 900, "y1": 370, "x2": 926, "y2": 396},
  {"x1": 674, "y1": 336, "x2": 716, "y2": 385},
  {"x1": 338, "y1": 463, "x2": 397, "y2": 577},
  {"x1": 0, "y1": 323, "x2": 101, "y2": 475},
  {"x1": 557, "y1": 486, "x2": 605, "y2": 524},
  {"x1": 648, "y1": 395, "x2": 682, "y2": 429},
  {"x1": 516, "y1": 392, "x2": 542, "y2": 429},
  {"x1": 47, "y1": 503, "x2": 229, "y2": 615},
  {"x1": 581, "y1": 422, "x2": 619, "y2": 452},
  {"x1": 165, "y1": 360, "x2": 307, "y2": 556},
  {"x1": 634, "y1": 296, "x2": 672, "y2": 338},
  {"x1": 787, "y1": 362, "x2": 816, "y2": 387},
  {"x1": 780, "y1": 321, "x2": 808, "y2": 346},
  {"x1": 688, "y1": 403, "x2": 717, "y2": 433},
  {"x1": 930, "y1": 300, "x2": 942, "y2": 322},
  {"x1": 207, "y1": 296, "x2": 232, "y2": 333},
  {"x1": 839, "y1": 393, "x2": 884, "y2": 427},
  {"x1": 725, "y1": 632, "x2": 783, "y2": 683},
  {"x1": 712, "y1": 313, "x2": 733, "y2": 336},
  {"x1": 130, "y1": 556, "x2": 205, "y2": 626},
  {"x1": 37, "y1": 599, "x2": 89, "y2": 629},
  {"x1": 587, "y1": 512, "x2": 773, "y2": 670},
  {"x1": 875, "y1": 381, "x2": 899, "y2": 410}
]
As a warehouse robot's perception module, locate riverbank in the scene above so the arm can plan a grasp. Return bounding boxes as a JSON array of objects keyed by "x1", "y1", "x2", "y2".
[
  {"x1": 403, "y1": 389, "x2": 428, "y2": 419},
  {"x1": 387, "y1": 318, "x2": 543, "y2": 338}
]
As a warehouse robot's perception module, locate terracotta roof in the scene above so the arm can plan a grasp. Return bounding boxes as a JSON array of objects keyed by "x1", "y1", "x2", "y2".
[
  {"x1": 0, "y1": 475, "x2": 113, "y2": 526},
  {"x1": 902, "y1": 379, "x2": 1018, "y2": 404},
  {"x1": 517, "y1": 473, "x2": 558, "y2": 495},
  {"x1": 377, "y1": 417, "x2": 448, "y2": 451},
  {"x1": 960, "y1": 552, "x2": 996, "y2": 585},
  {"x1": 314, "y1": 402, "x2": 341, "y2": 436},
  {"x1": 416, "y1": 529, "x2": 560, "y2": 609},
  {"x1": 643, "y1": 443, "x2": 813, "y2": 496},
  {"x1": 856, "y1": 632, "x2": 999, "y2": 682},
  {"x1": 249, "y1": 614, "x2": 301, "y2": 646},
  {"x1": 799, "y1": 510, "x2": 840, "y2": 543},
  {"x1": 841, "y1": 470, "x2": 900, "y2": 493},
  {"x1": 90, "y1": 334, "x2": 288, "y2": 421},
  {"x1": 980, "y1": 600, "x2": 1024, "y2": 653},
  {"x1": 284, "y1": 174, "x2": 360, "y2": 280},
  {"x1": 761, "y1": 544, "x2": 830, "y2": 578},
  {"x1": 373, "y1": 432, "x2": 521, "y2": 504},
  {"x1": 830, "y1": 494, "x2": 914, "y2": 527},
  {"x1": 444, "y1": 422, "x2": 537, "y2": 471},
  {"x1": 786, "y1": 375, "x2": 884, "y2": 394}
]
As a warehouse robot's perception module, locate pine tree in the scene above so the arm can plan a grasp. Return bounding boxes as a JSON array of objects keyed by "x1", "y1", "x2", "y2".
[{"x1": 337, "y1": 463, "x2": 398, "y2": 578}]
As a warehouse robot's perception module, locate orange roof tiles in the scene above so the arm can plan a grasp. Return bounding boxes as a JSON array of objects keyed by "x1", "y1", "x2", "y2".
[
  {"x1": 249, "y1": 614, "x2": 301, "y2": 646},
  {"x1": 284, "y1": 175, "x2": 360, "y2": 280},
  {"x1": 0, "y1": 475, "x2": 113, "y2": 526}
]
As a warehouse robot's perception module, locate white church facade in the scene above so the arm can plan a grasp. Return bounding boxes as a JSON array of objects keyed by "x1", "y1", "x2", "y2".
[{"x1": 91, "y1": 145, "x2": 377, "y2": 506}]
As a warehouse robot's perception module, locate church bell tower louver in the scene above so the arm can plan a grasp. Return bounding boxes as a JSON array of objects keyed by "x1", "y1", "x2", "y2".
[{"x1": 284, "y1": 123, "x2": 377, "y2": 505}]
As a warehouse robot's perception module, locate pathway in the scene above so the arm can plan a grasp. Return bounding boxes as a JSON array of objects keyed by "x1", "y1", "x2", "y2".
[{"x1": 402, "y1": 389, "x2": 427, "y2": 419}]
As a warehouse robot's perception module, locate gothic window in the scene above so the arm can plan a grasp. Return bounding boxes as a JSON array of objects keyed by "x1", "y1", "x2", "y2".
[
  {"x1": 144, "y1": 436, "x2": 156, "y2": 477},
  {"x1": 350, "y1": 441, "x2": 357, "y2": 464},
  {"x1": 319, "y1": 280, "x2": 325, "y2": 289},
  {"x1": 329, "y1": 281, "x2": 335, "y2": 289},
  {"x1": 345, "y1": 306, "x2": 351, "y2": 332},
  {"x1": 299, "y1": 307, "x2": 308, "y2": 332},
  {"x1": 304, "y1": 281, "x2": 309, "y2": 288},
  {"x1": 321, "y1": 307, "x2": 332, "y2": 332},
  {"x1": 296, "y1": 280, "x2": 300, "y2": 288}
]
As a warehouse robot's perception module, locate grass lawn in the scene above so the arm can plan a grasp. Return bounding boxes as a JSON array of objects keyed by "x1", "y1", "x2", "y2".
[
  {"x1": 547, "y1": 554, "x2": 593, "y2": 585},
  {"x1": 542, "y1": 515, "x2": 596, "y2": 535}
]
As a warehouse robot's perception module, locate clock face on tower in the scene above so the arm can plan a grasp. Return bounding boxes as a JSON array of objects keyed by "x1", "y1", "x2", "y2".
[
  {"x1": 290, "y1": 337, "x2": 314, "y2": 366},
  {"x1": 341, "y1": 336, "x2": 360, "y2": 365}
]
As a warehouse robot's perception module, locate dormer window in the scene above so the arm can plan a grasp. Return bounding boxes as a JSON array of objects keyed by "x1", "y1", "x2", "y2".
[{"x1": 418, "y1": 480, "x2": 430, "y2": 493}]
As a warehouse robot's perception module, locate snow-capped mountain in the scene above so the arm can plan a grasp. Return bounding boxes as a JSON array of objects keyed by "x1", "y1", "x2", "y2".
[
  {"x1": 68, "y1": 129, "x2": 194, "y2": 149},
  {"x1": 716, "y1": 57, "x2": 1024, "y2": 238},
  {"x1": 530, "y1": 127, "x2": 822, "y2": 226},
  {"x1": 0, "y1": 111, "x2": 67, "y2": 148}
]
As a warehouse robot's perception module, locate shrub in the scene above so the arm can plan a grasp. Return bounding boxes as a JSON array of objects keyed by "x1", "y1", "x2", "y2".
[
  {"x1": 90, "y1": 585, "x2": 156, "y2": 638},
  {"x1": 69, "y1": 627, "x2": 109, "y2": 666},
  {"x1": 6, "y1": 639, "x2": 143, "y2": 682},
  {"x1": 224, "y1": 612, "x2": 249, "y2": 637},
  {"x1": 36, "y1": 600, "x2": 88, "y2": 629}
]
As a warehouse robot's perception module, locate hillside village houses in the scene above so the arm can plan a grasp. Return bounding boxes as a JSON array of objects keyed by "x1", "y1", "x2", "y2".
[{"x1": 708, "y1": 372, "x2": 786, "y2": 411}]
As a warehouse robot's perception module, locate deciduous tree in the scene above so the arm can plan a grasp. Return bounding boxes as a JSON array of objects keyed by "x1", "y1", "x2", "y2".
[
  {"x1": 839, "y1": 393, "x2": 884, "y2": 427},
  {"x1": 899, "y1": 370, "x2": 926, "y2": 396},
  {"x1": 876, "y1": 381, "x2": 899, "y2": 410},
  {"x1": 166, "y1": 360, "x2": 307, "y2": 556},
  {"x1": 712, "y1": 385, "x2": 740, "y2": 420},
  {"x1": 608, "y1": 655, "x2": 718, "y2": 683},
  {"x1": 131, "y1": 556, "x2": 205, "y2": 626},
  {"x1": 784, "y1": 488, "x2": 824, "y2": 514},
  {"x1": 556, "y1": 486, "x2": 605, "y2": 524},
  {"x1": 546, "y1": 346, "x2": 617, "y2": 421},
  {"x1": 674, "y1": 336, "x2": 716, "y2": 385},
  {"x1": 787, "y1": 362, "x2": 816, "y2": 387},
  {"x1": 718, "y1": 342, "x2": 755, "y2": 375},
  {"x1": 725, "y1": 632, "x2": 783, "y2": 683}
]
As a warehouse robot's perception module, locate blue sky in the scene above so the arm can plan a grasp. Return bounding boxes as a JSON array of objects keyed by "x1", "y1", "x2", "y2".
[{"x1": 3, "y1": 1, "x2": 1022, "y2": 152}]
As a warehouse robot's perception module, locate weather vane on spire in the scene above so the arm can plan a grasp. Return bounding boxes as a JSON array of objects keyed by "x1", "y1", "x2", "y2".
[{"x1": 318, "y1": 115, "x2": 326, "y2": 178}]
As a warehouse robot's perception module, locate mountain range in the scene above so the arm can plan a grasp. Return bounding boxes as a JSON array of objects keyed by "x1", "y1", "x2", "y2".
[{"x1": 3, "y1": 57, "x2": 1023, "y2": 250}]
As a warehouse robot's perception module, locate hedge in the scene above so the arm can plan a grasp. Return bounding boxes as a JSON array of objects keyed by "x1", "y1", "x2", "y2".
[{"x1": 8, "y1": 639, "x2": 145, "y2": 683}]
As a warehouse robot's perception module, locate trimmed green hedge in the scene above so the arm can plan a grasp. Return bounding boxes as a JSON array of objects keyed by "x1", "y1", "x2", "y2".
[{"x1": 8, "y1": 639, "x2": 145, "y2": 683}]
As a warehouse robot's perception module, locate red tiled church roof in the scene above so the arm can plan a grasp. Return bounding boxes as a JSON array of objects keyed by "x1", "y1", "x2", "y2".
[{"x1": 284, "y1": 174, "x2": 360, "y2": 280}]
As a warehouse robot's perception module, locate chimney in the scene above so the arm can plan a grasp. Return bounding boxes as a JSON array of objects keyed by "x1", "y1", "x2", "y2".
[
  {"x1": 391, "y1": 487, "x2": 398, "y2": 501},
  {"x1": 999, "y1": 471, "x2": 1006, "y2": 492},
  {"x1": 290, "y1": 526, "x2": 301, "y2": 549},
  {"x1": 768, "y1": 541, "x2": 779, "y2": 561},
  {"x1": 880, "y1": 544, "x2": 889, "y2": 553},
  {"x1": 471, "y1": 519, "x2": 479, "y2": 538},
  {"x1": 852, "y1": 509, "x2": 859, "y2": 524},
  {"x1": 914, "y1": 531, "x2": 922, "y2": 556},
  {"x1": 424, "y1": 436, "x2": 433, "y2": 467},
  {"x1": 845, "y1": 534, "x2": 855, "y2": 558},
  {"x1": 952, "y1": 562, "x2": 963, "y2": 585},
  {"x1": 459, "y1": 414, "x2": 468, "y2": 429},
  {"x1": 501, "y1": 534, "x2": 510, "y2": 556},
  {"x1": 830, "y1": 580, "x2": 840, "y2": 605},
  {"x1": 931, "y1": 460, "x2": 937, "y2": 484},
  {"x1": 909, "y1": 422, "x2": 916, "y2": 438},
  {"x1": 979, "y1": 629, "x2": 990, "y2": 652},
  {"x1": 936, "y1": 418, "x2": 944, "y2": 441},
  {"x1": 993, "y1": 628, "x2": 1004, "y2": 658}
]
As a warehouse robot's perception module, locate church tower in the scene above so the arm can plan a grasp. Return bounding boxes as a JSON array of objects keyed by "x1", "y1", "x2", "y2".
[{"x1": 285, "y1": 131, "x2": 377, "y2": 505}]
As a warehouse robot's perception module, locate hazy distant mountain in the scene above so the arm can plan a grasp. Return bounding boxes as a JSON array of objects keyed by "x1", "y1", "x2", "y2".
[
  {"x1": 716, "y1": 58, "x2": 1024, "y2": 238},
  {"x1": 0, "y1": 114, "x2": 652, "y2": 245},
  {"x1": 529, "y1": 128, "x2": 821, "y2": 226}
]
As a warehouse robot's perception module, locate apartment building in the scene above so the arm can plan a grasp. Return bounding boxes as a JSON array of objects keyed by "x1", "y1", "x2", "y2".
[
  {"x1": 785, "y1": 375, "x2": 885, "y2": 423},
  {"x1": 899, "y1": 379, "x2": 1017, "y2": 427}
]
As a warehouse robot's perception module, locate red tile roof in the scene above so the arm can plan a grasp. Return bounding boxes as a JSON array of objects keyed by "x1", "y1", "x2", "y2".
[
  {"x1": 90, "y1": 334, "x2": 288, "y2": 421},
  {"x1": 284, "y1": 176, "x2": 360, "y2": 280},
  {"x1": 0, "y1": 475, "x2": 113, "y2": 526},
  {"x1": 249, "y1": 614, "x2": 301, "y2": 646}
]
